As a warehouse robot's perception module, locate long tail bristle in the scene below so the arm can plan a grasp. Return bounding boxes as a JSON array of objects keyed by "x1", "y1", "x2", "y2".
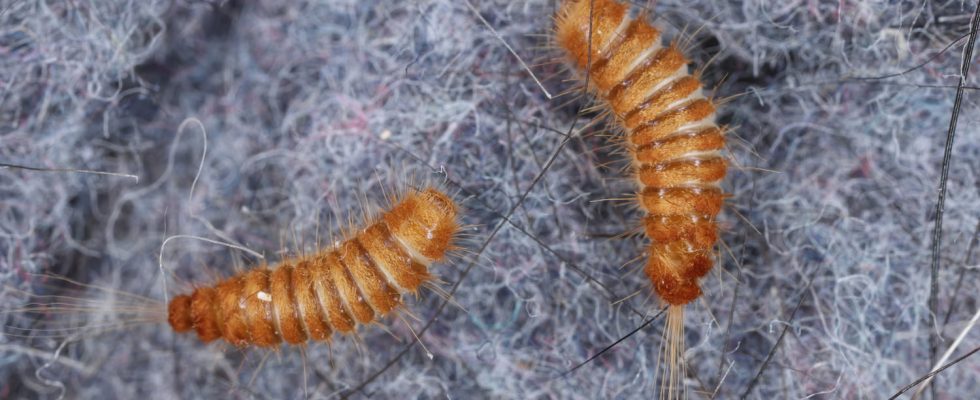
[
  {"x1": 2, "y1": 276, "x2": 168, "y2": 340},
  {"x1": 658, "y1": 305, "x2": 687, "y2": 400}
]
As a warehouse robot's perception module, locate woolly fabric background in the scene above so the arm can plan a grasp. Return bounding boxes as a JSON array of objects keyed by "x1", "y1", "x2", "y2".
[{"x1": 1, "y1": 0, "x2": 978, "y2": 398}]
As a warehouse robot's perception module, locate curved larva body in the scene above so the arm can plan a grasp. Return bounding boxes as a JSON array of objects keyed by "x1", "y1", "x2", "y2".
[
  {"x1": 166, "y1": 188, "x2": 460, "y2": 347},
  {"x1": 555, "y1": 0, "x2": 725, "y2": 306}
]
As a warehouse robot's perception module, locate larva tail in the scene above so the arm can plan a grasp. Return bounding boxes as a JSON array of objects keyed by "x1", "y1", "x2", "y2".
[{"x1": 658, "y1": 305, "x2": 687, "y2": 400}]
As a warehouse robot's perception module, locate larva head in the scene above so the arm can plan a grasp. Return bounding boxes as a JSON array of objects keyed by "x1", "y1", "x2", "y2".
[
  {"x1": 167, "y1": 294, "x2": 193, "y2": 333},
  {"x1": 555, "y1": 0, "x2": 628, "y2": 71},
  {"x1": 383, "y1": 187, "x2": 459, "y2": 261}
]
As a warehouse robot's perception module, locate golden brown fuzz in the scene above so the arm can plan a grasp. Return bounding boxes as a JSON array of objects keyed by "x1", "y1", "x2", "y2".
[
  {"x1": 166, "y1": 187, "x2": 460, "y2": 347},
  {"x1": 555, "y1": 0, "x2": 726, "y2": 306}
]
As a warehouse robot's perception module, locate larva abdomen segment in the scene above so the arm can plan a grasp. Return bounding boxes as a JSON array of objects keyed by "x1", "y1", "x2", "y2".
[
  {"x1": 303, "y1": 257, "x2": 353, "y2": 336},
  {"x1": 637, "y1": 158, "x2": 726, "y2": 188},
  {"x1": 269, "y1": 265, "x2": 308, "y2": 344},
  {"x1": 190, "y1": 287, "x2": 221, "y2": 342},
  {"x1": 588, "y1": 19, "x2": 661, "y2": 90},
  {"x1": 215, "y1": 278, "x2": 251, "y2": 345},
  {"x1": 627, "y1": 100, "x2": 716, "y2": 146},
  {"x1": 604, "y1": 46, "x2": 688, "y2": 113},
  {"x1": 325, "y1": 252, "x2": 376, "y2": 324},
  {"x1": 166, "y1": 188, "x2": 460, "y2": 347},
  {"x1": 556, "y1": 0, "x2": 727, "y2": 306},
  {"x1": 644, "y1": 215, "x2": 718, "y2": 251},
  {"x1": 634, "y1": 128, "x2": 725, "y2": 165},
  {"x1": 638, "y1": 188, "x2": 723, "y2": 219},
  {"x1": 242, "y1": 269, "x2": 278, "y2": 346},
  {"x1": 358, "y1": 223, "x2": 431, "y2": 291}
]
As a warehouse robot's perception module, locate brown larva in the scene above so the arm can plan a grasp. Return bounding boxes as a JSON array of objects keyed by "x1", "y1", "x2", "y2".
[
  {"x1": 165, "y1": 186, "x2": 461, "y2": 347},
  {"x1": 555, "y1": 0, "x2": 726, "y2": 396}
]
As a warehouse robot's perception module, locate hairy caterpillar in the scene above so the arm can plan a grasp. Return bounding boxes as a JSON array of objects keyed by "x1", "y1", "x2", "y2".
[
  {"x1": 166, "y1": 187, "x2": 461, "y2": 347},
  {"x1": 554, "y1": 0, "x2": 726, "y2": 396}
]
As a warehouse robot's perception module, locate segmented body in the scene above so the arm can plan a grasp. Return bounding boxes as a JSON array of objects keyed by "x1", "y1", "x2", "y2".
[
  {"x1": 166, "y1": 187, "x2": 460, "y2": 347},
  {"x1": 555, "y1": 0, "x2": 725, "y2": 305}
]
